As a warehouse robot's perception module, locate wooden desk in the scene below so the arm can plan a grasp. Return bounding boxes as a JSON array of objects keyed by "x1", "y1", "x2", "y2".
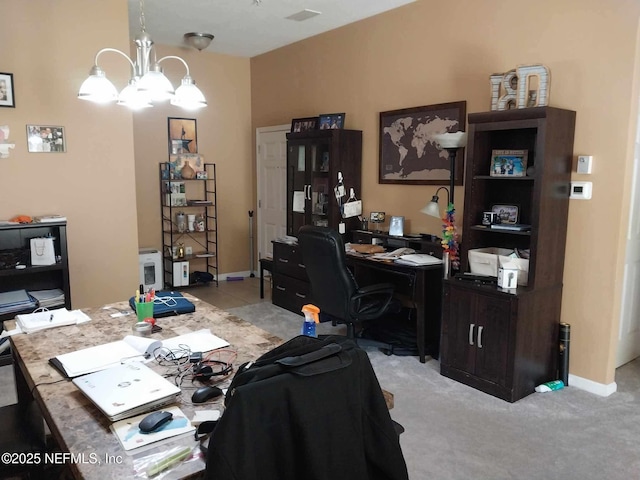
[
  {"x1": 10, "y1": 294, "x2": 283, "y2": 479},
  {"x1": 345, "y1": 254, "x2": 443, "y2": 364}
]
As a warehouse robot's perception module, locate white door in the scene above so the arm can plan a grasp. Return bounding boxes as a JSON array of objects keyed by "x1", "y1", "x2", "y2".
[
  {"x1": 256, "y1": 125, "x2": 289, "y2": 260},
  {"x1": 616, "y1": 102, "x2": 640, "y2": 367}
]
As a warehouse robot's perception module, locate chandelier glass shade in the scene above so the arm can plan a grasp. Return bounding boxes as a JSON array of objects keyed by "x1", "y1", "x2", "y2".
[{"x1": 78, "y1": 1, "x2": 207, "y2": 110}]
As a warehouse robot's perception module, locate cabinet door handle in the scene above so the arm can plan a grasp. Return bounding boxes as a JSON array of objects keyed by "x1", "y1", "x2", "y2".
[
  {"x1": 276, "y1": 286, "x2": 286, "y2": 291},
  {"x1": 477, "y1": 326, "x2": 483, "y2": 348},
  {"x1": 468, "y1": 323, "x2": 475, "y2": 346},
  {"x1": 278, "y1": 258, "x2": 289, "y2": 263},
  {"x1": 298, "y1": 263, "x2": 306, "y2": 269},
  {"x1": 295, "y1": 292, "x2": 306, "y2": 298}
]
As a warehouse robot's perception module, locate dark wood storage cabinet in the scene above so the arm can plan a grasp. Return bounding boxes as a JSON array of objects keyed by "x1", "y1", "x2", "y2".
[
  {"x1": 286, "y1": 129, "x2": 362, "y2": 237},
  {"x1": 440, "y1": 107, "x2": 576, "y2": 402},
  {"x1": 271, "y1": 241, "x2": 310, "y2": 315}
]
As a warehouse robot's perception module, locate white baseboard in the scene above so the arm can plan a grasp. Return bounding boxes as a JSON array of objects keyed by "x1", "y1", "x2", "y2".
[{"x1": 568, "y1": 373, "x2": 617, "y2": 397}]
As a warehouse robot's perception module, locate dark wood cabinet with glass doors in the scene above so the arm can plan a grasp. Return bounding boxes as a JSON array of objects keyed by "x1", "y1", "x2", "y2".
[{"x1": 286, "y1": 129, "x2": 362, "y2": 237}]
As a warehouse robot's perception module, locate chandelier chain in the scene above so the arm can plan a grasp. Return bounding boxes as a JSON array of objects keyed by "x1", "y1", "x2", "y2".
[{"x1": 139, "y1": 0, "x2": 146, "y2": 32}]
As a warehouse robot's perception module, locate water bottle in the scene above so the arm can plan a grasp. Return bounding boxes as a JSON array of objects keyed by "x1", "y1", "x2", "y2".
[
  {"x1": 301, "y1": 304, "x2": 320, "y2": 337},
  {"x1": 535, "y1": 380, "x2": 565, "y2": 392}
]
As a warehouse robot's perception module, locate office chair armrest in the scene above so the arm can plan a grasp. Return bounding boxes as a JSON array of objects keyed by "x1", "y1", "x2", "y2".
[{"x1": 350, "y1": 283, "x2": 395, "y2": 320}]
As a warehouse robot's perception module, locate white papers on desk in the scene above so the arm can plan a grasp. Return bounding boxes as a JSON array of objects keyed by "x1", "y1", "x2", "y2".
[
  {"x1": 15, "y1": 308, "x2": 90, "y2": 334},
  {"x1": 370, "y1": 247, "x2": 416, "y2": 260},
  {"x1": 51, "y1": 329, "x2": 229, "y2": 378},
  {"x1": 52, "y1": 336, "x2": 161, "y2": 378},
  {"x1": 395, "y1": 254, "x2": 442, "y2": 266},
  {"x1": 110, "y1": 406, "x2": 195, "y2": 453}
]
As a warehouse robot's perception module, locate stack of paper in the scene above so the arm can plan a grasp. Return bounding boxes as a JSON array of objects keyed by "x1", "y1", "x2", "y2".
[
  {"x1": 16, "y1": 307, "x2": 76, "y2": 333},
  {"x1": 28, "y1": 288, "x2": 65, "y2": 308},
  {"x1": 0, "y1": 290, "x2": 37, "y2": 315},
  {"x1": 110, "y1": 406, "x2": 195, "y2": 453}
]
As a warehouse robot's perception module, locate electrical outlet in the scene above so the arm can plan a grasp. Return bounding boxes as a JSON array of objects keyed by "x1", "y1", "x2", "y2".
[{"x1": 185, "y1": 246, "x2": 193, "y2": 255}]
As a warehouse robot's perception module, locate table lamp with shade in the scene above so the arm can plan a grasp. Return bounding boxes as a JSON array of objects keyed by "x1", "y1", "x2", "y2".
[{"x1": 420, "y1": 131, "x2": 467, "y2": 275}]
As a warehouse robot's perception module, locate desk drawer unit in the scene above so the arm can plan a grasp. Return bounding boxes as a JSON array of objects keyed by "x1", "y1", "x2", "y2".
[
  {"x1": 272, "y1": 273, "x2": 311, "y2": 314},
  {"x1": 271, "y1": 241, "x2": 310, "y2": 315}
]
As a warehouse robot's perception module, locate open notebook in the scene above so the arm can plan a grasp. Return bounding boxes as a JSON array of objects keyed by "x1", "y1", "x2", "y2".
[
  {"x1": 50, "y1": 329, "x2": 229, "y2": 378},
  {"x1": 72, "y1": 363, "x2": 181, "y2": 422}
]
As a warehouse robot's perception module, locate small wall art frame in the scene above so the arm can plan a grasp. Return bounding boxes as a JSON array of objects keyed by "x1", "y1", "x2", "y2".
[
  {"x1": 0, "y1": 73, "x2": 15, "y2": 108},
  {"x1": 379, "y1": 101, "x2": 466, "y2": 185},
  {"x1": 168, "y1": 117, "x2": 198, "y2": 154},
  {"x1": 318, "y1": 113, "x2": 345, "y2": 130},
  {"x1": 291, "y1": 117, "x2": 318, "y2": 133},
  {"x1": 26, "y1": 125, "x2": 65, "y2": 153}
]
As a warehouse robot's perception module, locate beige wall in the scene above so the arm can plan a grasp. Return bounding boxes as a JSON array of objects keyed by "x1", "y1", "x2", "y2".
[
  {"x1": 133, "y1": 47, "x2": 252, "y2": 275},
  {"x1": 250, "y1": 0, "x2": 640, "y2": 385},
  {"x1": 0, "y1": 0, "x2": 138, "y2": 307}
]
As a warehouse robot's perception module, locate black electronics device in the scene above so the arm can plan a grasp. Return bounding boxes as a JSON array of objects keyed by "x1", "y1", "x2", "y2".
[
  {"x1": 191, "y1": 386, "x2": 223, "y2": 404},
  {"x1": 455, "y1": 273, "x2": 498, "y2": 285},
  {"x1": 139, "y1": 411, "x2": 173, "y2": 433}
]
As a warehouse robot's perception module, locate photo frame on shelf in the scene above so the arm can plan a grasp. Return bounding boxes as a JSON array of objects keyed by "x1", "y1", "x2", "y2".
[
  {"x1": 379, "y1": 101, "x2": 466, "y2": 185},
  {"x1": 489, "y1": 149, "x2": 528, "y2": 177},
  {"x1": 169, "y1": 153, "x2": 205, "y2": 179},
  {"x1": 318, "y1": 113, "x2": 345, "y2": 130},
  {"x1": 26, "y1": 125, "x2": 65, "y2": 153},
  {"x1": 389, "y1": 216, "x2": 405, "y2": 236},
  {"x1": 491, "y1": 204, "x2": 519, "y2": 224},
  {"x1": 291, "y1": 117, "x2": 318, "y2": 133},
  {"x1": 0, "y1": 73, "x2": 15, "y2": 108},
  {"x1": 168, "y1": 117, "x2": 198, "y2": 154}
]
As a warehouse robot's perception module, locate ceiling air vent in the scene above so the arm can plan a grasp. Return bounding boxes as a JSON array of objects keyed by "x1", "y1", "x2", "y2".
[{"x1": 286, "y1": 9, "x2": 322, "y2": 21}]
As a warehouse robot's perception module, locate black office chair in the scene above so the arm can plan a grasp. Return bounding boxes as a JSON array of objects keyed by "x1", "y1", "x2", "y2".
[{"x1": 297, "y1": 225, "x2": 398, "y2": 352}]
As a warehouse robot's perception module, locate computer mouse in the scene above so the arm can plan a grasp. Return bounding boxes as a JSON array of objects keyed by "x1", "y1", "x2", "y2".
[
  {"x1": 191, "y1": 385, "x2": 223, "y2": 404},
  {"x1": 138, "y1": 410, "x2": 173, "y2": 433}
]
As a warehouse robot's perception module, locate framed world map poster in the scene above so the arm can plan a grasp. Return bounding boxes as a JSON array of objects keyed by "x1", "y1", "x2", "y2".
[{"x1": 379, "y1": 101, "x2": 466, "y2": 185}]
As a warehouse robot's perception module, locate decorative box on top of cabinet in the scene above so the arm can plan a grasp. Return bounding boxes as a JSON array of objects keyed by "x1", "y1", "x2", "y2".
[{"x1": 440, "y1": 107, "x2": 576, "y2": 402}]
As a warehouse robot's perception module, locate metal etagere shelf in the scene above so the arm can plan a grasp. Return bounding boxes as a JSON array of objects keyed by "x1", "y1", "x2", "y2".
[{"x1": 159, "y1": 162, "x2": 218, "y2": 288}]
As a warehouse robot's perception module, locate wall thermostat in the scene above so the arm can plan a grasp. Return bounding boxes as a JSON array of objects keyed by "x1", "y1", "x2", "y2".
[{"x1": 570, "y1": 181, "x2": 592, "y2": 200}]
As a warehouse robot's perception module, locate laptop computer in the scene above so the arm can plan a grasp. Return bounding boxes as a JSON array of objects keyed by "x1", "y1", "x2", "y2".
[{"x1": 72, "y1": 362, "x2": 181, "y2": 422}]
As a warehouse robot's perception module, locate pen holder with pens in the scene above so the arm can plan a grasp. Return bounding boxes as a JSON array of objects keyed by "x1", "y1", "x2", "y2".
[{"x1": 135, "y1": 301, "x2": 154, "y2": 323}]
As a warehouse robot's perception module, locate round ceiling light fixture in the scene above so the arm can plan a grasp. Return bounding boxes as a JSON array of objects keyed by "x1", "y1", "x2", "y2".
[{"x1": 184, "y1": 32, "x2": 215, "y2": 51}]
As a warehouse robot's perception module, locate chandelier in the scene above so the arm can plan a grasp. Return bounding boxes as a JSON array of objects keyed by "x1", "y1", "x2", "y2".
[{"x1": 78, "y1": 0, "x2": 207, "y2": 110}]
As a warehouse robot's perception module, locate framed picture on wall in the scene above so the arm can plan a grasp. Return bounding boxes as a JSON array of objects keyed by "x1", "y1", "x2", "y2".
[
  {"x1": 0, "y1": 73, "x2": 15, "y2": 108},
  {"x1": 168, "y1": 117, "x2": 198, "y2": 154},
  {"x1": 379, "y1": 101, "x2": 466, "y2": 185},
  {"x1": 26, "y1": 125, "x2": 65, "y2": 153}
]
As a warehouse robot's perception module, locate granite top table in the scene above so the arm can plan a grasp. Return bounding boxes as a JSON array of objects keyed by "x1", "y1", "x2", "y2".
[
  {"x1": 10, "y1": 294, "x2": 284, "y2": 479},
  {"x1": 10, "y1": 294, "x2": 393, "y2": 479}
]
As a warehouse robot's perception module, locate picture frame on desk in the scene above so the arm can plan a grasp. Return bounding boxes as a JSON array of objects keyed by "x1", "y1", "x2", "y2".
[
  {"x1": 379, "y1": 101, "x2": 466, "y2": 185},
  {"x1": 389, "y1": 216, "x2": 405, "y2": 236}
]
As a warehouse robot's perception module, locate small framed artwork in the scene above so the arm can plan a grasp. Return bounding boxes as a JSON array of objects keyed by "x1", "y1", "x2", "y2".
[
  {"x1": 389, "y1": 216, "x2": 405, "y2": 236},
  {"x1": 26, "y1": 125, "x2": 65, "y2": 153},
  {"x1": 318, "y1": 113, "x2": 345, "y2": 130},
  {"x1": 291, "y1": 117, "x2": 318, "y2": 133},
  {"x1": 490, "y1": 149, "x2": 528, "y2": 177},
  {"x1": 370, "y1": 211, "x2": 386, "y2": 223},
  {"x1": 168, "y1": 117, "x2": 198, "y2": 154},
  {"x1": 0, "y1": 73, "x2": 15, "y2": 108},
  {"x1": 492, "y1": 204, "x2": 519, "y2": 224}
]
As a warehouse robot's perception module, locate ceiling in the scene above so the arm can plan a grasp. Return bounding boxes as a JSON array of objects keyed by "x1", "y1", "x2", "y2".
[{"x1": 128, "y1": 0, "x2": 416, "y2": 58}]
